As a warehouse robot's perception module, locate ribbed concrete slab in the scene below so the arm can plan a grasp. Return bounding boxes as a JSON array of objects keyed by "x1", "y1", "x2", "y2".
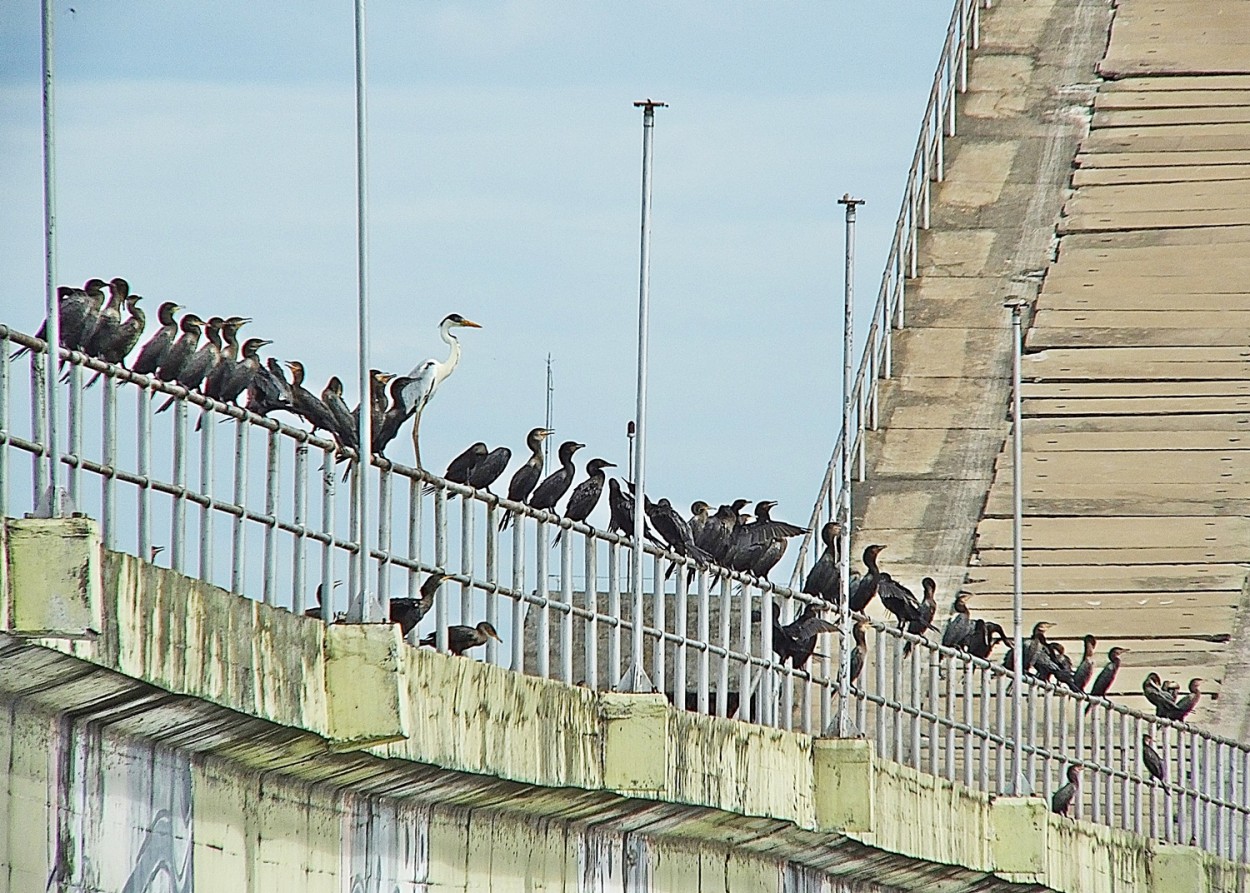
[
  {"x1": 964, "y1": 564, "x2": 1248, "y2": 594},
  {"x1": 1102, "y1": 74, "x2": 1250, "y2": 91},
  {"x1": 1082, "y1": 123, "x2": 1250, "y2": 153},
  {"x1": 975, "y1": 515, "x2": 1250, "y2": 550},
  {"x1": 1096, "y1": 89, "x2": 1250, "y2": 110},
  {"x1": 1021, "y1": 394, "x2": 1250, "y2": 415},
  {"x1": 1094, "y1": 106, "x2": 1250, "y2": 127},
  {"x1": 1099, "y1": 0, "x2": 1250, "y2": 78},
  {"x1": 1064, "y1": 180, "x2": 1250, "y2": 214},
  {"x1": 1017, "y1": 429, "x2": 1250, "y2": 450},
  {"x1": 1027, "y1": 324, "x2": 1250, "y2": 349},
  {"x1": 1073, "y1": 164, "x2": 1250, "y2": 185},
  {"x1": 996, "y1": 449, "x2": 1250, "y2": 483},
  {"x1": 1076, "y1": 148, "x2": 1250, "y2": 167},
  {"x1": 1059, "y1": 207, "x2": 1250, "y2": 233},
  {"x1": 1022, "y1": 380, "x2": 1250, "y2": 398}
]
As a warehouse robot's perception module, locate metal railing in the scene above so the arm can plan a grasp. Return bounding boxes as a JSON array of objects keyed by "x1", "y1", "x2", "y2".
[
  {"x1": 2, "y1": 321, "x2": 1248, "y2": 864},
  {"x1": 789, "y1": 0, "x2": 988, "y2": 585}
]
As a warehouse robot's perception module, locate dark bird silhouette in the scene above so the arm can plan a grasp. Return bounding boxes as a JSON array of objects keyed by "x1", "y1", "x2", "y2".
[
  {"x1": 901, "y1": 576, "x2": 938, "y2": 657},
  {"x1": 878, "y1": 571, "x2": 920, "y2": 632},
  {"x1": 428, "y1": 442, "x2": 486, "y2": 496},
  {"x1": 1051, "y1": 765, "x2": 1080, "y2": 816},
  {"x1": 725, "y1": 500, "x2": 805, "y2": 574},
  {"x1": 156, "y1": 316, "x2": 223, "y2": 412},
  {"x1": 1022, "y1": 621, "x2": 1055, "y2": 675},
  {"x1": 155, "y1": 312, "x2": 205, "y2": 384},
  {"x1": 688, "y1": 501, "x2": 714, "y2": 551},
  {"x1": 528, "y1": 440, "x2": 584, "y2": 513},
  {"x1": 697, "y1": 500, "x2": 749, "y2": 565},
  {"x1": 1157, "y1": 677, "x2": 1203, "y2": 722},
  {"x1": 322, "y1": 376, "x2": 359, "y2": 451},
  {"x1": 17, "y1": 279, "x2": 105, "y2": 359},
  {"x1": 202, "y1": 316, "x2": 251, "y2": 400},
  {"x1": 389, "y1": 571, "x2": 451, "y2": 637},
  {"x1": 197, "y1": 337, "x2": 271, "y2": 430},
  {"x1": 82, "y1": 277, "x2": 130, "y2": 358},
  {"x1": 1142, "y1": 735, "x2": 1166, "y2": 783},
  {"x1": 554, "y1": 458, "x2": 616, "y2": 545},
  {"x1": 355, "y1": 369, "x2": 396, "y2": 448},
  {"x1": 286, "y1": 361, "x2": 341, "y2": 439},
  {"x1": 129, "y1": 301, "x2": 181, "y2": 377},
  {"x1": 246, "y1": 357, "x2": 296, "y2": 418},
  {"x1": 967, "y1": 619, "x2": 1006, "y2": 660},
  {"x1": 304, "y1": 580, "x2": 344, "y2": 620},
  {"x1": 1142, "y1": 672, "x2": 1175, "y2": 716},
  {"x1": 802, "y1": 522, "x2": 843, "y2": 604},
  {"x1": 466, "y1": 445, "x2": 511, "y2": 495},
  {"x1": 755, "y1": 602, "x2": 836, "y2": 671},
  {"x1": 606, "y1": 478, "x2": 661, "y2": 546},
  {"x1": 1085, "y1": 646, "x2": 1127, "y2": 713},
  {"x1": 1071, "y1": 634, "x2": 1098, "y2": 692},
  {"x1": 499, "y1": 427, "x2": 554, "y2": 530},
  {"x1": 941, "y1": 591, "x2": 974, "y2": 650},
  {"x1": 645, "y1": 496, "x2": 712, "y2": 573},
  {"x1": 1035, "y1": 641, "x2": 1076, "y2": 689},
  {"x1": 372, "y1": 374, "x2": 416, "y2": 455},
  {"x1": 850, "y1": 619, "x2": 869, "y2": 685},
  {"x1": 82, "y1": 294, "x2": 146, "y2": 388},
  {"x1": 420, "y1": 620, "x2": 502, "y2": 656},
  {"x1": 850, "y1": 545, "x2": 886, "y2": 613}
]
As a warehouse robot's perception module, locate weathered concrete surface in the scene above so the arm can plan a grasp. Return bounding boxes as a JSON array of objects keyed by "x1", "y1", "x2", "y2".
[
  {"x1": 968, "y1": 0, "x2": 1250, "y2": 737},
  {"x1": 849, "y1": 0, "x2": 1114, "y2": 612},
  {"x1": 5, "y1": 523, "x2": 1243, "y2": 891}
]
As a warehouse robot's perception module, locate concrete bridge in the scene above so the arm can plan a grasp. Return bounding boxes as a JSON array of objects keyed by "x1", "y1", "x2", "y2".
[{"x1": 4, "y1": 0, "x2": 1250, "y2": 890}]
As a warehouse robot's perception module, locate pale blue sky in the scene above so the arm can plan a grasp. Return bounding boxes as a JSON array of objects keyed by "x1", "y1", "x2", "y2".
[{"x1": 1, "y1": 2, "x2": 952, "y2": 539}]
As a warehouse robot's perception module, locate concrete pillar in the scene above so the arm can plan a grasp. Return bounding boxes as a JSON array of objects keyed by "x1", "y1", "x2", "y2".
[
  {"x1": 1150, "y1": 845, "x2": 1208, "y2": 893},
  {"x1": 812, "y1": 737, "x2": 875, "y2": 833},
  {"x1": 325, "y1": 622, "x2": 410, "y2": 750},
  {"x1": 991, "y1": 797, "x2": 1049, "y2": 886},
  {"x1": 600, "y1": 692, "x2": 669, "y2": 794},
  {"x1": 2, "y1": 517, "x2": 101, "y2": 638}
]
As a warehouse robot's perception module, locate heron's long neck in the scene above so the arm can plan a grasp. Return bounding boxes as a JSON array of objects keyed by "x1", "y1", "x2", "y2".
[{"x1": 440, "y1": 324, "x2": 461, "y2": 382}]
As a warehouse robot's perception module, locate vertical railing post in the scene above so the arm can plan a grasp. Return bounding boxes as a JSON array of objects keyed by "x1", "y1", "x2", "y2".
[{"x1": 38, "y1": 0, "x2": 62, "y2": 518}]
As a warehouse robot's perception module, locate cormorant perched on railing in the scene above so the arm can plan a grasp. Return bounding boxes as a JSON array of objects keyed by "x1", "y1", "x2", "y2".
[
  {"x1": 1051, "y1": 765, "x2": 1080, "y2": 816},
  {"x1": 498, "y1": 427, "x2": 554, "y2": 529},
  {"x1": 769, "y1": 603, "x2": 836, "y2": 671},
  {"x1": 304, "y1": 580, "x2": 343, "y2": 620},
  {"x1": 203, "y1": 316, "x2": 251, "y2": 399},
  {"x1": 82, "y1": 277, "x2": 130, "y2": 358},
  {"x1": 429, "y1": 442, "x2": 486, "y2": 497},
  {"x1": 941, "y1": 591, "x2": 973, "y2": 650},
  {"x1": 130, "y1": 302, "x2": 182, "y2": 377},
  {"x1": 850, "y1": 618, "x2": 869, "y2": 685},
  {"x1": 554, "y1": 458, "x2": 616, "y2": 545},
  {"x1": 157, "y1": 317, "x2": 223, "y2": 412},
  {"x1": 83, "y1": 294, "x2": 145, "y2": 387},
  {"x1": 1142, "y1": 672, "x2": 1173, "y2": 715},
  {"x1": 528, "y1": 440, "x2": 584, "y2": 513},
  {"x1": 389, "y1": 571, "x2": 451, "y2": 638},
  {"x1": 373, "y1": 374, "x2": 415, "y2": 455},
  {"x1": 399, "y1": 313, "x2": 482, "y2": 468},
  {"x1": 1084, "y1": 646, "x2": 1127, "y2": 713},
  {"x1": 967, "y1": 619, "x2": 1006, "y2": 660},
  {"x1": 728, "y1": 500, "x2": 804, "y2": 579},
  {"x1": 286, "y1": 360, "x2": 340, "y2": 439},
  {"x1": 644, "y1": 495, "x2": 712, "y2": 574},
  {"x1": 803, "y1": 522, "x2": 842, "y2": 604},
  {"x1": 849, "y1": 545, "x2": 885, "y2": 612},
  {"x1": 1022, "y1": 621, "x2": 1055, "y2": 675},
  {"x1": 697, "y1": 500, "x2": 749, "y2": 565},
  {"x1": 155, "y1": 312, "x2": 204, "y2": 385},
  {"x1": 689, "y1": 502, "x2": 713, "y2": 549},
  {"x1": 466, "y1": 445, "x2": 511, "y2": 495},
  {"x1": 1158, "y1": 677, "x2": 1203, "y2": 721},
  {"x1": 196, "y1": 337, "x2": 272, "y2": 432},
  {"x1": 901, "y1": 576, "x2": 938, "y2": 657},
  {"x1": 606, "y1": 478, "x2": 662, "y2": 546},
  {"x1": 1071, "y1": 634, "x2": 1098, "y2": 692},
  {"x1": 420, "y1": 620, "x2": 502, "y2": 656},
  {"x1": 353, "y1": 369, "x2": 395, "y2": 447},
  {"x1": 15, "y1": 279, "x2": 106, "y2": 359},
  {"x1": 1142, "y1": 735, "x2": 1166, "y2": 783},
  {"x1": 321, "y1": 376, "x2": 358, "y2": 451},
  {"x1": 246, "y1": 357, "x2": 296, "y2": 419}
]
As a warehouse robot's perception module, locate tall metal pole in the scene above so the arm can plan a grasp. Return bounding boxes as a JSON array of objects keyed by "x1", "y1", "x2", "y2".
[
  {"x1": 544, "y1": 353, "x2": 554, "y2": 475},
  {"x1": 39, "y1": 0, "x2": 62, "y2": 517},
  {"x1": 625, "y1": 99, "x2": 665, "y2": 693},
  {"x1": 348, "y1": 0, "x2": 377, "y2": 623},
  {"x1": 836, "y1": 194, "x2": 863, "y2": 737},
  {"x1": 1007, "y1": 298, "x2": 1027, "y2": 792}
]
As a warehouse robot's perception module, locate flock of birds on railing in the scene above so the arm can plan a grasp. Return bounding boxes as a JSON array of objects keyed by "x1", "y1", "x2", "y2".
[{"x1": 19, "y1": 278, "x2": 1210, "y2": 766}]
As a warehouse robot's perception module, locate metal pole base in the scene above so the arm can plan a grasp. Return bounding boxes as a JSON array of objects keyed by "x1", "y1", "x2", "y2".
[
  {"x1": 614, "y1": 663, "x2": 656, "y2": 694},
  {"x1": 31, "y1": 485, "x2": 75, "y2": 519}
]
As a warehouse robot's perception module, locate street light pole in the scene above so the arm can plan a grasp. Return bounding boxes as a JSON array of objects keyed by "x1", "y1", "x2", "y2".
[
  {"x1": 38, "y1": 0, "x2": 62, "y2": 518},
  {"x1": 1006, "y1": 298, "x2": 1028, "y2": 793},
  {"x1": 623, "y1": 99, "x2": 666, "y2": 693},
  {"x1": 348, "y1": 0, "x2": 377, "y2": 623},
  {"x1": 836, "y1": 194, "x2": 863, "y2": 737}
]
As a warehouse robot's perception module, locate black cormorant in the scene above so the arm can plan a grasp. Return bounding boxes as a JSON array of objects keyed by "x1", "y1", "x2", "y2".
[
  {"x1": 967, "y1": 619, "x2": 1006, "y2": 660},
  {"x1": 286, "y1": 360, "x2": 341, "y2": 438},
  {"x1": 321, "y1": 376, "x2": 359, "y2": 451},
  {"x1": 941, "y1": 592, "x2": 974, "y2": 650},
  {"x1": 420, "y1": 620, "x2": 502, "y2": 656},
  {"x1": 554, "y1": 458, "x2": 616, "y2": 544},
  {"x1": 1051, "y1": 765, "x2": 1080, "y2": 816},
  {"x1": 466, "y1": 445, "x2": 511, "y2": 494},
  {"x1": 389, "y1": 571, "x2": 451, "y2": 637},
  {"x1": 1142, "y1": 734, "x2": 1165, "y2": 783},
  {"x1": 130, "y1": 301, "x2": 182, "y2": 377},
  {"x1": 1085, "y1": 646, "x2": 1127, "y2": 713},
  {"x1": 849, "y1": 545, "x2": 885, "y2": 613},
  {"x1": 1158, "y1": 678, "x2": 1202, "y2": 721},
  {"x1": 1071, "y1": 634, "x2": 1098, "y2": 692},
  {"x1": 527, "y1": 440, "x2": 583, "y2": 513},
  {"x1": 83, "y1": 277, "x2": 130, "y2": 357},
  {"x1": 607, "y1": 478, "x2": 660, "y2": 545},
  {"x1": 802, "y1": 522, "x2": 843, "y2": 604},
  {"x1": 156, "y1": 315, "x2": 223, "y2": 411},
  {"x1": 373, "y1": 375, "x2": 416, "y2": 455},
  {"x1": 431, "y1": 442, "x2": 486, "y2": 495},
  {"x1": 850, "y1": 619, "x2": 869, "y2": 685},
  {"x1": 155, "y1": 313, "x2": 205, "y2": 383},
  {"x1": 499, "y1": 427, "x2": 554, "y2": 529},
  {"x1": 901, "y1": 576, "x2": 938, "y2": 657}
]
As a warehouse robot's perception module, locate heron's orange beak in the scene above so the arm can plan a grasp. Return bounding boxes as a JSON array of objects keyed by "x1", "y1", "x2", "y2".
[{"x1": 459, "y1": 318, "x2": 483, "y2": 329}]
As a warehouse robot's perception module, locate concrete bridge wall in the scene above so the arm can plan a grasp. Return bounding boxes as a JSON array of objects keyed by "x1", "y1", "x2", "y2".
[{"x1": 0, "y1": 517, "x2": 1243, "y2": 892}]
